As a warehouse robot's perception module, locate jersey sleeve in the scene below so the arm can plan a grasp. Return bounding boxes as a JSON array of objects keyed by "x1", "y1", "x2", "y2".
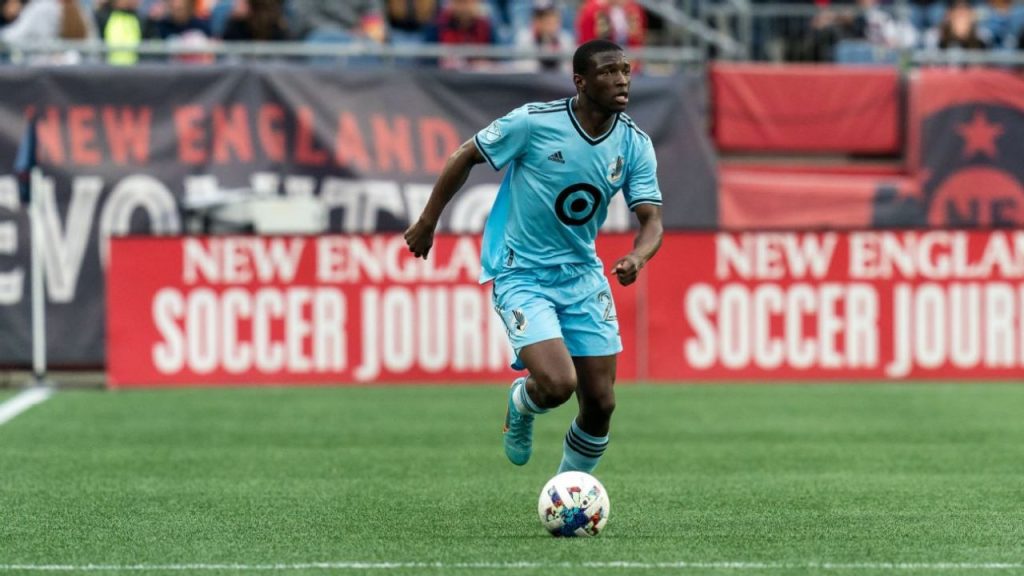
[
  {"x1": 473, "y1": 106, "x2": 530, "y2": 171},
  {"x1": 623, "y1": 137, "x2": 662, "y2": 210}
]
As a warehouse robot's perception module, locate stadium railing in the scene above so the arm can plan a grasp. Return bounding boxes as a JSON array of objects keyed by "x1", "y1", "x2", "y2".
[
  {"x1": 0, "y1": 39, "x2": 708, "y2": 73},
  {"x1": 2, "y1": 34, "x2": 1023, "y2": 75}
]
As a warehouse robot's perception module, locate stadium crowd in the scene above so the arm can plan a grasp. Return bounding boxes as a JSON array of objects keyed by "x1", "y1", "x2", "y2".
[{"x1": 0, "y1": 0, "x2": 1022, "y2": 66}]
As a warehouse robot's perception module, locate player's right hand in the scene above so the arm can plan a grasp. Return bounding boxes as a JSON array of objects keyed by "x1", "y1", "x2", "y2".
[{"x1": 404, "y1": 218, "x2": 436, "y2": 259}]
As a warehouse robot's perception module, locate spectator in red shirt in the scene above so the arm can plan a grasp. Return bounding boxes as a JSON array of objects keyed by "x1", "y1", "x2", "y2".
[
  {"x1": 425, "y1": 0, "x2": 496, "y2": 69},
  {"x1": 575, "y1": 0, "x2": 645, "y2": 49}
]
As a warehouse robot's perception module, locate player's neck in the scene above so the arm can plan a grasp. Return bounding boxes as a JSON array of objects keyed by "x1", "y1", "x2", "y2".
[{"x1": 572, "y1": 96, "x2": 616, "y2": 139}]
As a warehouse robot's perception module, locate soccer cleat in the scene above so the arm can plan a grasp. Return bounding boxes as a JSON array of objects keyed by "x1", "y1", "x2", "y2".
[{"x1": 503, "y1": 379, "x2": 534, "y2": 466}]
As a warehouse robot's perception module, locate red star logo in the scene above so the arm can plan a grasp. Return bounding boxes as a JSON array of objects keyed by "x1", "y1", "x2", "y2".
[{"x1": 957, "y1": 110, "x2": 1003, "y2": 159}]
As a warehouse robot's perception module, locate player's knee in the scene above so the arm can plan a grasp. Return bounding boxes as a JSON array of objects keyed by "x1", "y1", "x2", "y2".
[
  {"x1": 597, "y1": 393, "x2": 616, "y2": 419},
  {"x1": 533, "y1": 370, "x2": 577, "y2": 407},
  {"x1": 585, "y1": 391, "x2": 616, "y2": 420}
]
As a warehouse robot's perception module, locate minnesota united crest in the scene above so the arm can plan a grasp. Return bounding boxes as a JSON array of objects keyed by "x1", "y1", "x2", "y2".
[{"x1": 607, "y1": 155, "x2": 624, "y2": 184}]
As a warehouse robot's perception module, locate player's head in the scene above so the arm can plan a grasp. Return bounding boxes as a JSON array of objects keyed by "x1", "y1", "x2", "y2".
[{"x1": 572, "y1": 40, "x2": 631, "y2": 113}]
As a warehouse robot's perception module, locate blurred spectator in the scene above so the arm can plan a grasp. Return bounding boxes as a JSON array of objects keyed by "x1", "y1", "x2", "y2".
[
  {"x1": 289, "y1": 0, "x2": 386, "y2": 43},
  {"x1": 847, "y1": 0, "x2": 917, "y2": 49},
  {"x1": 801, "y1": 0, "x2": 914, "y2": 62},
  {"x1": 909, "y1": 0, "x2": 946, "y2": 39},
  {"x1": 938, "y1": 0, "x2": 985, "y2": 49},
  {"x1": 487, "y1": 0, "x2": 534, "y2": 44},
  {"x1": 204, "y1": 0, "x2": 237, "y2": 37},
  {"x1": 976, "y1": 0, "x2": 1024, "y2": 49},
  {"x1": 222, "y1": 0, "x2": 287, "y2": 41},
  {"x1": 193, "y1": 0, "x2": 213, "y2": 18},
  {"x1": 1, "y1": 0, "x2": 94, "y2": 42},
  {"x1": 575, "y1": 0, "x2": 646, "y2": 50},
  {"x1": 144, "y1": 0, "x2": 211, "y2": 39},
  {"x1": 0, "y1": 0, "x2": 23, "y2": 27},
  {"x1": 513, "y1": 0, "x2": 573, "y2": 72},
  {"x1": 60, "y1": 0, "x2": 94, "y2": 40},
  {"x1": 386, "y1": 0, "x2": 438, "y2": 44},
  {"x1": 96, "y1": 0, "x2": 142, "y2": 64},
  {"x1": 2, "y1": 0, "x2": 61, "y2": 43},
  {"x1": 1, "y1": 0, "x2": 95, "y2": 63},
  {"x1": 424, "y1": 0, "x2": 496, "y2": 69}
]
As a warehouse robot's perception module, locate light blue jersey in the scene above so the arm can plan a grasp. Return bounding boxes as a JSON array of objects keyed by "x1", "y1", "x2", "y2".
[{"x1": 475, "y1": 97, "x2": 662, "y2": 283}]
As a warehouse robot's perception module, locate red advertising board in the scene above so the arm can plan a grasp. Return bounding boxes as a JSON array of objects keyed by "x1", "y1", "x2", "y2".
[
  {"x1": 108, "y1": 232, "x2": 1024, "y2": 386},
  {"x1": 106, "y1": 234, "x2": 639, "y2": 387},
  {"x1": 648, "y1": 231, "x2": 1024, "y2": 380}
]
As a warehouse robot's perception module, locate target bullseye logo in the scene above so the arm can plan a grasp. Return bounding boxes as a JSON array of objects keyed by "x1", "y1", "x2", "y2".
[{"x1": 555, "y1": 183, "x2": 602, "y2": 226}]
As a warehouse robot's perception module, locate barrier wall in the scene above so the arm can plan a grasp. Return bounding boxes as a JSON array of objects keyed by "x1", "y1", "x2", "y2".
[
  {"x1": 6, "y1": 65, "x2": 1024, "y2": 370},
  {"x1": 0, "y1": 66, "x2": 716, "y2": 367},
  {"x1": 108, "y1": 231, "x2": 1024, "y2": 386}
]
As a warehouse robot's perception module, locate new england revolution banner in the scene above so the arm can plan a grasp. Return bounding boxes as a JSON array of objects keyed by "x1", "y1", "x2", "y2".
[
  {"x1": 109, "y1": 231, "x2": 1024, "y2": 386},
  {"x1": 106, "y1": 234, "x2": 642, "y2": 386},
  {"x1": 878, "y1": 68, "x2": 1024, "y2": 228},
  {"x1": 656, "y1": 230, "x2": 1024, "y2": 380},
  {"x1": 0, "y1": 66, "x2": 715, "y2": 367}
]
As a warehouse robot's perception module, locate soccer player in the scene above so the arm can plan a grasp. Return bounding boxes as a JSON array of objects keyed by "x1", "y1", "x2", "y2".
[{"x1": 404, "y1": 39, "x2": 663, "y2": 474}]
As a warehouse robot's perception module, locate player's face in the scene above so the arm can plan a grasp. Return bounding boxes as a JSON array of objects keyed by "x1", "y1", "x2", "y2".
[{"x1": 580, "y1": 51, "x2": 631, "y2": 113}]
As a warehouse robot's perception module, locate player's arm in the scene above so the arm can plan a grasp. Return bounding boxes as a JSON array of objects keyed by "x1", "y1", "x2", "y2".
[
  {"x1": 612, "y1": 203, "x2": 663, "y2": 287},
  {"x1": 404, "y1": 138, "x2": 485, "y2": 259}
]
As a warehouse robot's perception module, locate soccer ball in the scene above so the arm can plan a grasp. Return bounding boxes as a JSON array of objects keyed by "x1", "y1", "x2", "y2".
[{"x1": 537, "y1": 471, "x2": 610, "y2": 537}]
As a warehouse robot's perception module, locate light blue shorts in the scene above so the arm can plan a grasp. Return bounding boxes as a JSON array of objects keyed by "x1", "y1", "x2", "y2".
[{"x1": 491, "y1": 262, "x2": 623, "y2": 370}]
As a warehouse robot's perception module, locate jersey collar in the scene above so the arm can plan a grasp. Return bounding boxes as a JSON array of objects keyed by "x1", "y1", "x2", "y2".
[{"x1": 567, "y1": 97, "x2": 619, "y2": 146}]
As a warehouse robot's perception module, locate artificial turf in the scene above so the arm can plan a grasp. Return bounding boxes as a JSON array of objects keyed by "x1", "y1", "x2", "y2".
[{"x1": 1, "y1": 384, "x2": 1023, "y2": 576}]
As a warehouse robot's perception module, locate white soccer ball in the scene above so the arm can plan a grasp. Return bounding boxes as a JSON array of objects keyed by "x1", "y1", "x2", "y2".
[{"x1": 537, "y1": 471, "x2": 610, "y2": 537}]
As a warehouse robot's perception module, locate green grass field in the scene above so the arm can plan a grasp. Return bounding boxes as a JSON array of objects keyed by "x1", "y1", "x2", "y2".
[{"x1": 1, "y1": 384, "x2": 1023, "y2": 576}]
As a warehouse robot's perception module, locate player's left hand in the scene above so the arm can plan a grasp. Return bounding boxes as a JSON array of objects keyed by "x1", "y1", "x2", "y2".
[
  {"x1": 611, "y1": 254, "x2": 643, "y2": 286},
  {"x1": 404, "y1": 218, "x2": 436, "y2": 259}
]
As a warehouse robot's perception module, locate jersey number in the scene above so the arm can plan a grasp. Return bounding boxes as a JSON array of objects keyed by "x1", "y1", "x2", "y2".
[{"x1": 597, "y1": 291, "x2": 617, "y2": 322}]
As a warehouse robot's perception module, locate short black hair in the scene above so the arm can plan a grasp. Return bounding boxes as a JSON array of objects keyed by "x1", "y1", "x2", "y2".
[{"x1": 573, "y1": 39, "x2": 624, "y2": 75}]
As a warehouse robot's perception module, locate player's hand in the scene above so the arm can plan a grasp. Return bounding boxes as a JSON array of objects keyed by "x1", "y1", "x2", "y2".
[
  {"x1": 404, "y1": 218, "x2": 436, "y2": 259},
  {"x1": 611, "y1": 254, "x2": 643, "y2": 286}
]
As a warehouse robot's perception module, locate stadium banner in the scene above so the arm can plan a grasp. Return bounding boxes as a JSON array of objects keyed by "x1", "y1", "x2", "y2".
[
  {"x1": 0, "y1": 66, "x2": 715, "y2": 368},
  {"x1": 106, "y1": 234, "x2": 641, "y2": 387},
  {"x1": 716, "y1": 68, "x2": 1024, "y2": 232},
  {"x1": 895, "y1": 68, "x2": 1024, "y2": 229},
  {"x1": 650, "y1": 230, "x2": 1024, "y2": 380},
  {"x1": 718, "y1": 166, "x2": 916, "y2": 230},
  {"x1": 710, "y1": 64, "x2": 901, "y2": 153},
  {"x1": 109, "y1": 230, "x2": 1024, "y2": 386}
]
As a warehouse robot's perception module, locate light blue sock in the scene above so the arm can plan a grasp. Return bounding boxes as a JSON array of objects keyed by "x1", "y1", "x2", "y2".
[
  {"x1": 557, "y1": 420, "x2": 609, "y2": 474},
  {"x1": 511, "y1": 377, "x2": 548, "y2": 415}
]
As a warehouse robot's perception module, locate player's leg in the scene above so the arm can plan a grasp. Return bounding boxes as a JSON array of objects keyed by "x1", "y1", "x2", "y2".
[
  {"x1": 517, "y1": 339, "x2": 578, "y2": 409},
  {"x1": 493, "y1": 270, "x2": 577, "y2": 466},
  {"x1": 551, "y1": 265, "x2": 621, "y2": 474},
  {"x1": 557, "y1": 354, "x2": 616, "y2": 474},
  {"x1": 503, "y1": 338, "x2": 578, "y2": 466}
]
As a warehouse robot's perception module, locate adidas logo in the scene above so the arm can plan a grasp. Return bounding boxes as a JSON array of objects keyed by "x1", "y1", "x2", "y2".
[{"x1": 548, "y1": 151, "x2": 565, "y2": 163}]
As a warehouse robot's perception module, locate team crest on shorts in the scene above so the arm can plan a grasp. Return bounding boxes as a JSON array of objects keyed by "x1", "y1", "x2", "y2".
[
  {"x1": 512, "y1": 309, "x2": 528, "y2": 333},
  {"x1": 607, "y1": 156, "x2": 624, "y2": 183}
]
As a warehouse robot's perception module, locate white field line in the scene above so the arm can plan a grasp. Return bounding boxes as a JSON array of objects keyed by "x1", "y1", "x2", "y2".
[
  {"x1": 0, "y1": 562, "x2": 1023, "y2": 572},
  {"x1": 0, "y1": 386, "x2": 53, "y2": 426}
]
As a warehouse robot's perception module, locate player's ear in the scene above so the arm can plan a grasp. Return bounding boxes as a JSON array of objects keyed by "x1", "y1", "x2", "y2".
[{"x1": 573, "y1": 73, "x2": 584, "y2": 91}]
